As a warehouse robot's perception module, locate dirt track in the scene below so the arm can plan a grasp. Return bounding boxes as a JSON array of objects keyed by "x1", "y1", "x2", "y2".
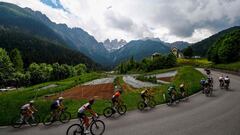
[{"x1": 48, "y1": 83, "x2": 114, "y2": 100}]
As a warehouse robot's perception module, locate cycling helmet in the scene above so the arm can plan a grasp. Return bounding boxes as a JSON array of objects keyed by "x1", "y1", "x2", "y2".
[
  {"x1": 89, "y1": 98, "x2": 95, "y2": 104},
  {"x1": 58, "y1": 97, "x2": 64, "y2": 100},
  {"x1": 29, "y1": 100, "x2": 34, "y2": 105},
  {"x1": 180, "y1": 84, "x2": 184, "y2": 88}
]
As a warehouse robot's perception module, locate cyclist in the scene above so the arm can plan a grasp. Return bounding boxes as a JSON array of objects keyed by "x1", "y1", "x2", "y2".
[
  {"x1": 20, "y1": 100, "x2": 38, "y2": 122},
  {"x1": 207, "y1": 76, "x2": 213, "y2": 87},
  {"x1": 200, "y1": 78, "x2": 206, "y2": 93},
  {"x1": 140, "y1": 88, "x2": 150, "y2": 106},
  {"x1": 167, "y1": 85, "x2": 177, "y2": 103},
  {"x1": 112, "y1": 90, "x2": 122, "y2": 111},
  {"x1": 224, "y1": 76, "x2": 230, "y2": 88},
  {"x1": 219, "y1": 75, "x2": 224, "y2": 88},
  {"x1": 78, "y1": 98, "x2": 98, "y2": 134},
  {"x1": 50, "y1": 97, "x2": 64, "y2": 119},
  {"x1": 179, "y1": 83, "x2": 186, "y2": 98},
  {"x1": 205, "y1": 68, "x2": 211, "y2": 75}
]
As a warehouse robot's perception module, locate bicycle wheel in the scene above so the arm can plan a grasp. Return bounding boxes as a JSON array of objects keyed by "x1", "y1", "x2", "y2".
[
  {"x1": 29, "y1": 114, "x2": 41, "y2": 127},
  {"x1": 137, "y1": 101, "x2": 145, "y2": 111},
  {"x1": 11, "y1": 116, "x2": 23, "y2": 128},
  {"x1": 60, "y1": 111, "x2": 71, "y2": 123},
  {"x1": 148, "y1": 100, "x2": 156, "y2": 108},
  {"x1": 43, "y1": 114, "x2": 54, "y2": 126},
  {"x1": 117, "y1": 105, "x2": 127, "y2": 115},
  {"x1": 90, "y1": 120, "x2": 105, "y2": 135},
  {"x1": 103, "y1": 107, "x2": 113, "y2": 118},
  {"x1": 66, "y1": 124, "x2": 84, "y2": 135}
]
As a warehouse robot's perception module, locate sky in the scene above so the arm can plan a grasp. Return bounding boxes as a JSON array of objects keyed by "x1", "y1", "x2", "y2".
[{"x1": 1, "y1": 0, "x2": 240, "y2": 43}]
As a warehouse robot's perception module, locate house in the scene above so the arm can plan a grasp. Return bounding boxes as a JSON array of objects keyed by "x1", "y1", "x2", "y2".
[
  {"x1": 171, "y1": 47, "x2": 184, "y2": 58},
  {"x1": 151, "y1": 52, "x2": 161, "y2": 60}
]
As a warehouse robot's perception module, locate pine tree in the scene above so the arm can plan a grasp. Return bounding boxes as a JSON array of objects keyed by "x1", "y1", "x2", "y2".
[
  {"x1": 0, "y1": 48, "x2": 14, "y2": 87},
  {"x1": 10, "y1": 49, "x2": 24, "y2": 72}
]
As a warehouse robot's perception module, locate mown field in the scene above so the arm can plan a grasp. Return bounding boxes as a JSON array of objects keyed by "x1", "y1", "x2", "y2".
[
  {"x1": 0, "y1": 66, "x2": 204, "y2": 126},
  {"x1": 212, "y1": 61, "x2": 240, "y2": 72},
  {"x1": 177, "y1": 58, "x2": 213, "y2": 67}
]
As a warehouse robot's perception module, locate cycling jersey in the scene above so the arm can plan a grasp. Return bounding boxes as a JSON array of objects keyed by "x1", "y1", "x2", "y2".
[
  {"x1": 21, "y1": 104, "x2": 30, "y2": 110},
  {"x1": 112, "y1": 91, "x2": 121, "y2": 99},
  {"x1": 51, "y1": 100, "x2": 61, "y2": 110},
  {"x1": 200, "y1": 80, "x2": 205, "y2": 85},
  {"x1": 168, "y1": 87, "x2": 175, "y2": 95},
  {"x1": 219, "y1": 77, "x2": 224, "y2": 81},
  {"x1": 224, "y1": 78, "x2": 230, "y2": 83},
  {"x1": 78, "y1": 103, "x2": 92, "y2": 114}
]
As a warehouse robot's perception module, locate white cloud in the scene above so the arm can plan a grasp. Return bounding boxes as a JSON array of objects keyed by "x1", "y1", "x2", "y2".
[{"x1": 0, "y1": 0, "x2": 240, "y2": 43}]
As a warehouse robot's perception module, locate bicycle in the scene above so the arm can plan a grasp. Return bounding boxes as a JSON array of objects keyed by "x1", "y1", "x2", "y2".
[
  {"x1": 138, "y1": 94, "x2": 156, "y2": 111},
  {"x1": 103, "y1": 100, "x2": 127, "y2": 118},
  {"x1": 219, "y1": 80, "x2": 225, "y2": 89},
  {"x1": 43, "y1": 107, "x2": 71, "y2": 126},
  {"x1": 204, "y1": 85, "x2": 213, "y2": 97},
  {"x1": 66, "y1": 116, "x2": 105, "y2": 135},
  {"x1": 225, "y1": 82, "x2": 230, "y2": 90},
  {"x1": 11, "y1": 112, "x2": 40, "y2": 128},
  {"x1": 166, "y1": 92, "x2": 180, "y2": 106}
]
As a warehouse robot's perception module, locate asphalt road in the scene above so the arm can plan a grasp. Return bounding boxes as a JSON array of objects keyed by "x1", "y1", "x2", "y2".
[{"x1": 1, "y1": 69, "x2": 240, "y2": 135}]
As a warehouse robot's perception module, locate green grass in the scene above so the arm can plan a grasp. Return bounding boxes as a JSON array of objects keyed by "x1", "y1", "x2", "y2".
[
  {"x1": 177, "y1": 58, "x2": 213, "y2": 67},
  {"x1": 115, "y1": 66, "x2": 205, "y2": 112},
  {"x1": 0, "y1": 72, "x2": 101, "y2": 126},
  {"x1": 212, "y1": 61, "x2": 240, "y2": 72},
  {"x1": 0, "y1": 67, "x2": 204, "y2": 126}
]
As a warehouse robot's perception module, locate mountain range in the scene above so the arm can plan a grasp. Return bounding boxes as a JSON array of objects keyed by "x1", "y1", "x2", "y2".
[
  {"x1": 0, "y1": 2, "x2": 239, "y2": 68},
  {"x1": 103, "y1": 39, "x2": 127, "y2": 52}
]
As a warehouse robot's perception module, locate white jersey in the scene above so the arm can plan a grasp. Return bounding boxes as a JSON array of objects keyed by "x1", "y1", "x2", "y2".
[
  {"x1": 21, "y1": 104, "x2": 30, "y2": 110},
  {"x1": 55, "y1": 100, "x2": 60, "y2": 106},
  {"x1": 219, "y1": 76, "x2": 224, "y2": 80},
  {"x1": 78, "y1": 103, "x2": 91, "y2": 113},
  {"x1": 224, "y1": 78, "x2": 230, "y2": 81}
]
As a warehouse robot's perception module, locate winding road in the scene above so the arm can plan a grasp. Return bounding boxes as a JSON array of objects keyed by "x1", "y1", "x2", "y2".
[{"x1": 1, "y1": 69, "x2": 240, "y2": 135}]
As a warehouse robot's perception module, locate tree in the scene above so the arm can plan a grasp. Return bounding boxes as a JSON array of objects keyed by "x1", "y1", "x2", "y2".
[
  {"x1": 10, "y1": 49, "x2": 24, "y2": 72},
  {"x1": 74, "y1": 64, "x2": 87, "y2": 75},
  {"x1": 29, "y1": 63, "x2": 52, "y2": 84},
  {"x1": 0, "y1": 48, "x2": 14, "y2": 87},
  {"x1": 183, "y1": 46, "x2": 193, "y2": 58},
  {"x1": 208, "y1": 29, "x2": 240, "y2": 63},
  {"x1": 165, "y1": 53, "x2": 177, "y2": 67}
]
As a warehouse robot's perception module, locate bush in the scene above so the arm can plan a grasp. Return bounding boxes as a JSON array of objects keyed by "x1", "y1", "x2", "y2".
[{"x1": 117, "y1": 53, "x2": 177, "y2": 74}]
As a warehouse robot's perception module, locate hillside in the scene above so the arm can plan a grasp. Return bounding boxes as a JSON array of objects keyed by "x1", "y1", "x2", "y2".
[
  {"x1": 0, "y1": 2, "x2": 110, "y2": 66},
  {"x1": 0, "y1": 26, "x2": 99, "y2": 69},
  {"x1": 111, "y1": 40, "x2": 171, "y2": 65},
  {"x1": 208, "y1": 29, "x2": 240, "y2": 63},
  {"x1": 191, "y1": 26, "x2": 240, "y2": 57}
]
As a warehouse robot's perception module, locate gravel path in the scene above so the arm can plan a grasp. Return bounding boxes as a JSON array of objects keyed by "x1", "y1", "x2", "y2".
[
  {"x1": 149, "y1": 71, "x2": 177, "y2": 78},
  {"x1": 123, "y1": 71, "x2": 178, "y2": 88},
  {"x1": 123, "y1": 75, "x2": 158, "y2": 88},
  {"x1": 83, "y1": 77, "x2": 115, "y2": 85}
]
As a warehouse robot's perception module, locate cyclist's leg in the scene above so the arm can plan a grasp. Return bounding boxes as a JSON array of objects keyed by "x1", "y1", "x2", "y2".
[
  {"x1": 83, "y1": 115, "x2": 90, "y2": 129},
  {"x1": 20, "y1": 109, "x2": 26, "y2": 122},
  {"x1": 112, "y1": 98, "x2": 117, "y2": 111}
]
